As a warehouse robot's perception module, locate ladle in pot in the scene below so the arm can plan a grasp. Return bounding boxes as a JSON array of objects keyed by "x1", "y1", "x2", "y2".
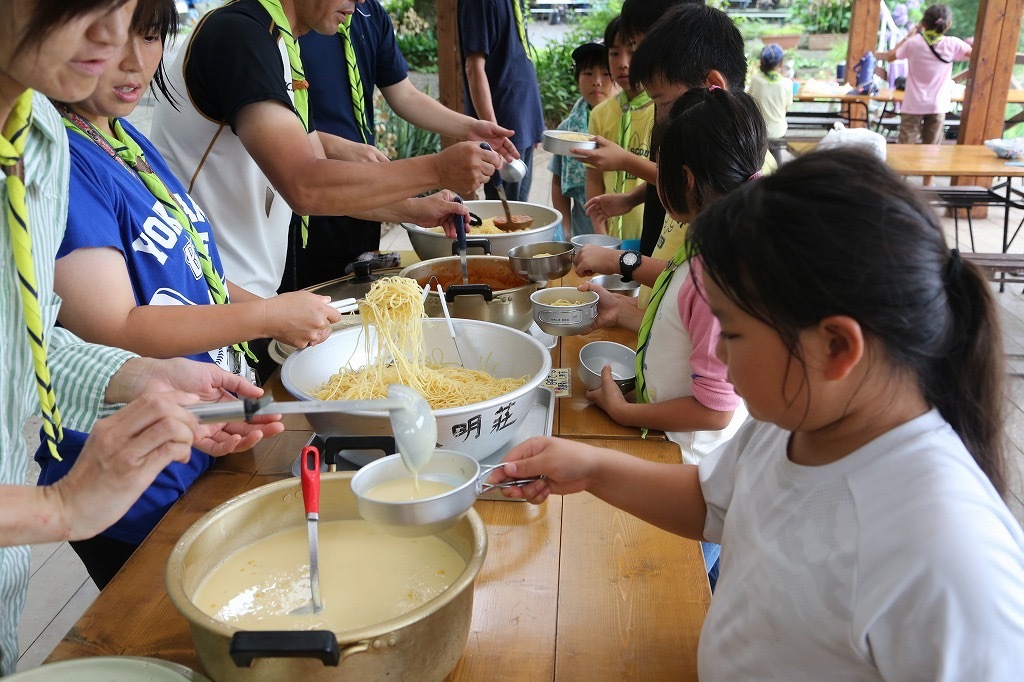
[
  {"x1": 350, "y1": 450, "x2": 542, "y2": 537},
  {"x1": 290, "y1": 445, "x2": 323, "y2": 615},
  {"x1": 480, "y1": 143, "x2": 534, "y2": 232}
]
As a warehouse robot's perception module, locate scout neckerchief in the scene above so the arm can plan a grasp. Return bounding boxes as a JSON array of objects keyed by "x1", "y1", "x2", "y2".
[
  {"x1": 764, "y1": 71, "x2": 781, "y2": 84},
  {"x1": 257, "y1": 0, "x2": 312, "y2": 245},
  {"x1": 511, "y1": 0, "x2": 532, "y2": 61},
  {"x1": 58, "y1": 105, "x2": 256, "y2": 367},
  {"x1": 2, "y1": 90, "x2": 64, "y2": 460},
  {"x1": 611, "y1": 89, "x2": 652, "y2": 238},
  {"x1": 337, "y1": 15, "x2": 370, "y2": 144},
  {"x1": 922, "y1": 29, "x2": 945, "y2": 46},
  {"x1": 634, "y1": 241, "x2": 691, "y2": 437}
]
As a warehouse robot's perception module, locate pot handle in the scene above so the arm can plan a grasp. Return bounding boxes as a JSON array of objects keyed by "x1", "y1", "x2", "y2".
[
  {"x1": 230, "y1": 631, "x2": 341, "y2": 667},
  {"x1": 444, "y1": 283, "x2": 494, "y2": 303},
  {"x1": 450, "y1": 237, "x2": 491, "y2": 256}
]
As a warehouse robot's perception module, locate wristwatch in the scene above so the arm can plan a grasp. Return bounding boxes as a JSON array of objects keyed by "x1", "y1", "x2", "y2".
[{"x1": 619, "y1": 250, "x2": 642, "y2": 282}]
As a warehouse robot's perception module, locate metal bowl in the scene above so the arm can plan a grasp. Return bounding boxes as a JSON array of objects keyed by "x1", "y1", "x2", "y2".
[
  {"x1": 351, "y1": 451, "x2": 488, "y2": 537},
  {"x1": 571, "y1": 234, "x2": 622, "y2": 249},
  {"x1": 590, "y1": 274, "x2": 640, "y2": 297},
  {"x1": 542, "y1": 129, "x2": 596, "y2": 156},
  {"x1": 402, "y1": 201, "x2": 562, "y2": 260},
  {"x1": 578, "y1": 341, "x2": 637, "y2": 393},
  {"x1": 507, "y1": 241, "x2": 575, "y2": 283},
  {"x1": 530, "y1": 287, "x2": 599, "y2": 336},
  {"x1": 280, "y1": 318, "x2": 551, "y2": 461}
]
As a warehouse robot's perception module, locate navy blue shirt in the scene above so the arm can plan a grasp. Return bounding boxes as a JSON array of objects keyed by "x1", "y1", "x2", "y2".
[
  {"x1": 300, "y1": 0, "x2": 408, "y2": 144},
  {"x1": 457, "y1": 0, "x2": 544, "y2": 152}
]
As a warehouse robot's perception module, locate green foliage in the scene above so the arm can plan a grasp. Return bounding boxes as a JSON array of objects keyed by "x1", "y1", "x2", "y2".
[
  {"x1": 787, "y1": 0, "x2": 851, "y2": 34},
  {"x1": 373, "y1": 90, "x2": 440, "y2": 160},
  {"x1": 383, "y1": 0, "x2": 437, "y2": 72},
  {"x1": 533, "y1": 28, "x2": 596, "y2": 128},
  {"x1": 760, "y1": 23, "x2": 806, "y2": 36}
]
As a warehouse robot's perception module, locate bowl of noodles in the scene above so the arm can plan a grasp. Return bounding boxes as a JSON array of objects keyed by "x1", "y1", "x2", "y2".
[
  {"x1": 402, "y1": 200, "x2": 562, "y2": 260},
  {"x1": 530, "y1": 287, "x2": 599, "y2": 336},
  {"x1": 280, "y1": 277, "x2": 552, "y2": 461}
]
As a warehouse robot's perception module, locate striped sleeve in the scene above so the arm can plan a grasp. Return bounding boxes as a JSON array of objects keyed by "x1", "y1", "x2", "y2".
[{"x1": 48, "y1": 326, "x2": 135, "y2": 432}]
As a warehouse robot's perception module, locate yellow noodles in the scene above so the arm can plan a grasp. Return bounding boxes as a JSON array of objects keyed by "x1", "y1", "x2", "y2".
[
  {"x1": 426, "y1": 217, "x2": 502, "y2": 235},
  {"x1": 549, "y1": 299, "x2": 584, "y2": 306},
  {"x1": 313, "y1": 276, "x2": 529, "y2": 410}
]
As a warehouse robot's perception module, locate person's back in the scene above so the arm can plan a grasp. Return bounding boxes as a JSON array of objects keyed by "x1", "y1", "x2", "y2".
[
  {"x1": 897, "y1": 31, "x2": 970, "y2": 116},
  {"x1": 747, "y1": 44, "x2": 792, "y2": 144},
  {"x1": 152, "y1": 0, "x2": 296, "y2": 298}
]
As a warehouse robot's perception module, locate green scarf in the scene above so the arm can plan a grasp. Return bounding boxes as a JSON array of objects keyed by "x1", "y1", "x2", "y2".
[
  {"x1": 612, "y1": 89, "x2": 652, "y2": 239},
  {"x1": 922, "y1": 29, "x2": 945, "y2": 46}
]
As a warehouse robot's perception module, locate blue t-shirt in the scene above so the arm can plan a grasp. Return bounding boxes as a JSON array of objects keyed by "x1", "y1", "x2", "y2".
[
  {"x1": 458, "y1": 0, "x2": 544, "y2": 152},
  {"x1": 300, "y1": 0, "x2": 408, "y2": 144},
  {"x1": 35, "y1": 119, "x2": 221, "y2": 545}
]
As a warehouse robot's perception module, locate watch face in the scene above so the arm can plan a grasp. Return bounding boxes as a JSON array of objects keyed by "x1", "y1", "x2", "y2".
[{"x1": 623, "y1": 252, "x2": 639, "y2": 267}]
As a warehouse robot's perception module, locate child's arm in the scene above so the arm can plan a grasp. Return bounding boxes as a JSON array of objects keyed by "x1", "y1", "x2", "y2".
[
  {"x1": 574, "y1": 136, "x2": 658, "y2": 184},
  {"x1": 490, "y1": 437, "x2": 708, "y2": 539},
  {"x1": 550, "y1": 173, "x2": 573, "y2": 237},
  {"x1": 585, "y1": 167, "x2": 609, "y2": 234}
]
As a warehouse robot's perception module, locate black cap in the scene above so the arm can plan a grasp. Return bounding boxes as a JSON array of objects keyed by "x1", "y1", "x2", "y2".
[{"x1": 571, "y1": 40, "x2": 605, "y2": 63}]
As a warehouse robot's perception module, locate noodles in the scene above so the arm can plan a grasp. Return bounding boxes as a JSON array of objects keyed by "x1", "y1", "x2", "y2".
[
  {"x1": 313, "y1": 276, "x2": 529, "y2": 409},
  {"x1": 549, "y1": 299, "x2": 584, "y2": 306},
  {"x1": 426, "y1": 217, "x2": 503, "y2": 235}
]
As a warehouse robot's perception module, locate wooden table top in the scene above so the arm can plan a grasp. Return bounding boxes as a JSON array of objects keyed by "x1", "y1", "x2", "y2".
[
  {"x1": 873, "y1": 88, "x2": 1024, "y2": 104},
  {"x1": 45, "y1": 425, "x2": 709, "y2": 680},
  {"x1": 786, "y1": 142, "x2": 1024, "y2": 178}
]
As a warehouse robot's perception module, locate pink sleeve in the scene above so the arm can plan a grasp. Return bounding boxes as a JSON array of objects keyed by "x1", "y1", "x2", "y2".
[
  {"x1": 949, "y1": 37, "x2": 971, "y2": 61},
  {"x1": 678, "y1": 258, "x2": 742, "y2": 412}
]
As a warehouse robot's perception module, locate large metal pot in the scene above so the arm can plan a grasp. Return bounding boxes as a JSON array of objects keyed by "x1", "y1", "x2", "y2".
[
  {"x1": 280, "y1": 318, "x2": 551, "y2": 461},
  {"x1": 166, "y1": 473, "x2": 487, "y2": 682},
  {"x1": 399, "y1": 255, "x2": 537, "y2": 332},
  {"x1": 402, "y1": 200, "x2": 561, "y2": 260}
]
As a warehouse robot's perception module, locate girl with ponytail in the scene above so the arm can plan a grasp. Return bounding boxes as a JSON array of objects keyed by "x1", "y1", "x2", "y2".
[{"x1": 488, "y1": 148, "x2": 1024, "y2": 679}]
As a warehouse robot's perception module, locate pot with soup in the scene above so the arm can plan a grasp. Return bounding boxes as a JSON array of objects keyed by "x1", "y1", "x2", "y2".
[
  {"x1": 401, "y1": 200, "x2": 562, "y2": 260},
  {"x1": 166, "y1": 471, "x2": 487, "y2": 682},
  {"x1": 399, "y1": 255, "x2": 538, "y2": 332}
]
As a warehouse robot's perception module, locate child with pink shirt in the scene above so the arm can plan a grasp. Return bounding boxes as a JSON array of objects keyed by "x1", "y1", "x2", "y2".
[{"x1": 878, "y1": 4, "x2": 972, "y2": 156}]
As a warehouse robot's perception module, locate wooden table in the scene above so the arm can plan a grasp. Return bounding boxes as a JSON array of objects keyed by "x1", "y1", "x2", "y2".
[
  {"x1": 786, "y1": 142, "x2": 1024, "y2": 253},
  {"x1": 45, "y1": 271, "x2": 707, "y2": 678},
  {"x1": 789, "y1": 90, "x2": 874, "y2": 130},
  {"x1": 871, "y1": 89, "x2": 1024, "y2": 132}
]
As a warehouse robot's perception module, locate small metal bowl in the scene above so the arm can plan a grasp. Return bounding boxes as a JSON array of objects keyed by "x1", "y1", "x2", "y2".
[
  {"x1": 530, "y1": 287, "x2": 599, "y2": 336},
  {"x1": 507, "y1": 241, "x2": 575, "y2": 283},
  {"x1": 590, "y1": 274, "x2": 640, "y2": 297},
  {"x1": 578, "y1": 341, "x2": 637, "y2": 393},
  {"x1": 571, "y1": 234, "x2": 622, "y2": 249},
  {"x1": 542, "y1": 129, "x2": 596, "y2": 157}
]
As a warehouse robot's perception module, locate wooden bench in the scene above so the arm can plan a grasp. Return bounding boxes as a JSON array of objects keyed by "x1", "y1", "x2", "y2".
[
  {"x1": 964, "y1": 252, "x2": 1024, "y2": 284},
  {"x1": 921, "y1": 185, "x2": 1006, "y2": 252}
]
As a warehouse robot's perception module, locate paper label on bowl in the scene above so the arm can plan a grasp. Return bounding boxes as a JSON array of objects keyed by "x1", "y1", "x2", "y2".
[{"x1": 542, "y1": 368, "x2": 571, "y2": 398}]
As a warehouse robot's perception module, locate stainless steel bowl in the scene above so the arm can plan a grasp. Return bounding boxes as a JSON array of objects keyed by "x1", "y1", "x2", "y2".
[
  {"x1": 578, "y1": 341, "x2": 637, "y2": 393},
  {"x1": 590, "y1": 274, "x2": 640, "y2": 297},
  {"x1": 507, "y1": 241, "x2": 575, "y2": 283},
  {"x1": 530, "y1": 287, "x2": 599, "y2": 336},
  {"x1": 571, "y1": 234, "x2": 622, "y2": 249},
  {"x1": 402, "y1": 201, "x2": 562, "y2": 259},
  {"x1": 280, "y1": 318, "x2": 552, "y2": 461}
]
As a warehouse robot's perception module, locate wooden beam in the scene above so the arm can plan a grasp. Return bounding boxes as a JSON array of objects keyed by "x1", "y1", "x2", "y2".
[
  {"x1": 953, "y1": 0, "x2": 1023, "y2": 210},
  {"x1": 843, "y1": 0, "x2": 881, "y2": 127},
  {"x1": 436, "y1": 0, "x2": 463, "y2": 149}
]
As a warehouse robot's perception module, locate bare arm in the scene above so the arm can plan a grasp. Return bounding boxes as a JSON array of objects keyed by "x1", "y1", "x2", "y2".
[
  {"x1": 234, "y1": 100, "x2": 499, "y2": 214},
  {"x1": 317, "y1": 130, "x2": 389, "y2": 162},
  {"x1": 381, "y1": 78, "x2": 519, "y2": 160},
  {"x1": 587, "y1": 370, "x2": 736, "y2": 433},
  {"x1": 585, "y1": 167, "x2": 608, "y2": 234},
  {"x1": 463, "y1": 52, "x2": 496, "y2": 124},
  {"x1": 491, "y1": 438, "x2": 708, "y2": 539},
  {"x1": 54, "y1": 248, "x2": 341, "y2": 355},
  {"x1": 550, "y1": 173, "x2": 572, "y2": 236}
]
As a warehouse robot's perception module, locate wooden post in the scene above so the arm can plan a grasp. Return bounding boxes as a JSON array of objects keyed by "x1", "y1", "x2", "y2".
[
  {"x1": 436, "y1": 0, "x2": 463, "y2": 149},
  {"x1": 949, "y1": 0, "x2": 1024, "y2": 217},
  {"x1": 843, "y1": 0, "x2": 881, "y2": 127}
]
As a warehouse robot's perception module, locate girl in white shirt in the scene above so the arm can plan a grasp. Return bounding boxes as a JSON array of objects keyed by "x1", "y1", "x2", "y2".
[{"x1": 490, "y1": 148, "x2": 1024, "y2": 680}]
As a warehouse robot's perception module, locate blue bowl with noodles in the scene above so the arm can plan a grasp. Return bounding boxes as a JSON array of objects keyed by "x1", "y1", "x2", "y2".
[{"x1": 280, "y1": 318, "x2": 551, "y2": 462}]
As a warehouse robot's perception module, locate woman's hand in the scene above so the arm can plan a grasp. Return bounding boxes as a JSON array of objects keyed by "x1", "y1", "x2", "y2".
[
  {"x1": 265, "y1": 292, "x2": 341, "y2": 349},
  {"x1": 571, "y1": 135, "x2": 627, "y2": 172},
  {"x1": 465, "y1": 120, "x2": 519, "y2": 162},
  {"x1": 485, "y1": 436, "x2": 609, "y2": 504},
  {"x1": 574, "y1": 244, "x2": 621, "y2": 278},
  {"x1": 404, "y1": 190, "x2": 471, "y2": 238}
]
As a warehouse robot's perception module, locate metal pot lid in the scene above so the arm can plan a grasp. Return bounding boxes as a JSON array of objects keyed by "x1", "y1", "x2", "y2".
[
  {"x1": 303, "y1": 260, "x2": 405, "y2": 301},
  {"x1": 6, "y1": 657, "x2": 211, "y2": 681}
]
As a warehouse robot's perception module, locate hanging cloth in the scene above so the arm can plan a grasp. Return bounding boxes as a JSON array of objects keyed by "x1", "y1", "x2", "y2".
[
  {"x1": 337, "y1": 16, "x2": 370, "y2": 144},
  {"x1": 257, "y1": 0, "x2": 312, "y2": 245},
  {"x1": 511, "y1": 0, "x2": 532, "y2": 61},
  {"x1": 58, "y1": 107, "x2": 256, "y2": 367},
  {"x1": 611, "y1": 89, "x2": 652, "y2": 238},
  {"x1": 634, "y1": 241, "x2": 691, "y2": 415},
  {"x1": 2, "y1": 89, "x2": 64, "y2": 460}
]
